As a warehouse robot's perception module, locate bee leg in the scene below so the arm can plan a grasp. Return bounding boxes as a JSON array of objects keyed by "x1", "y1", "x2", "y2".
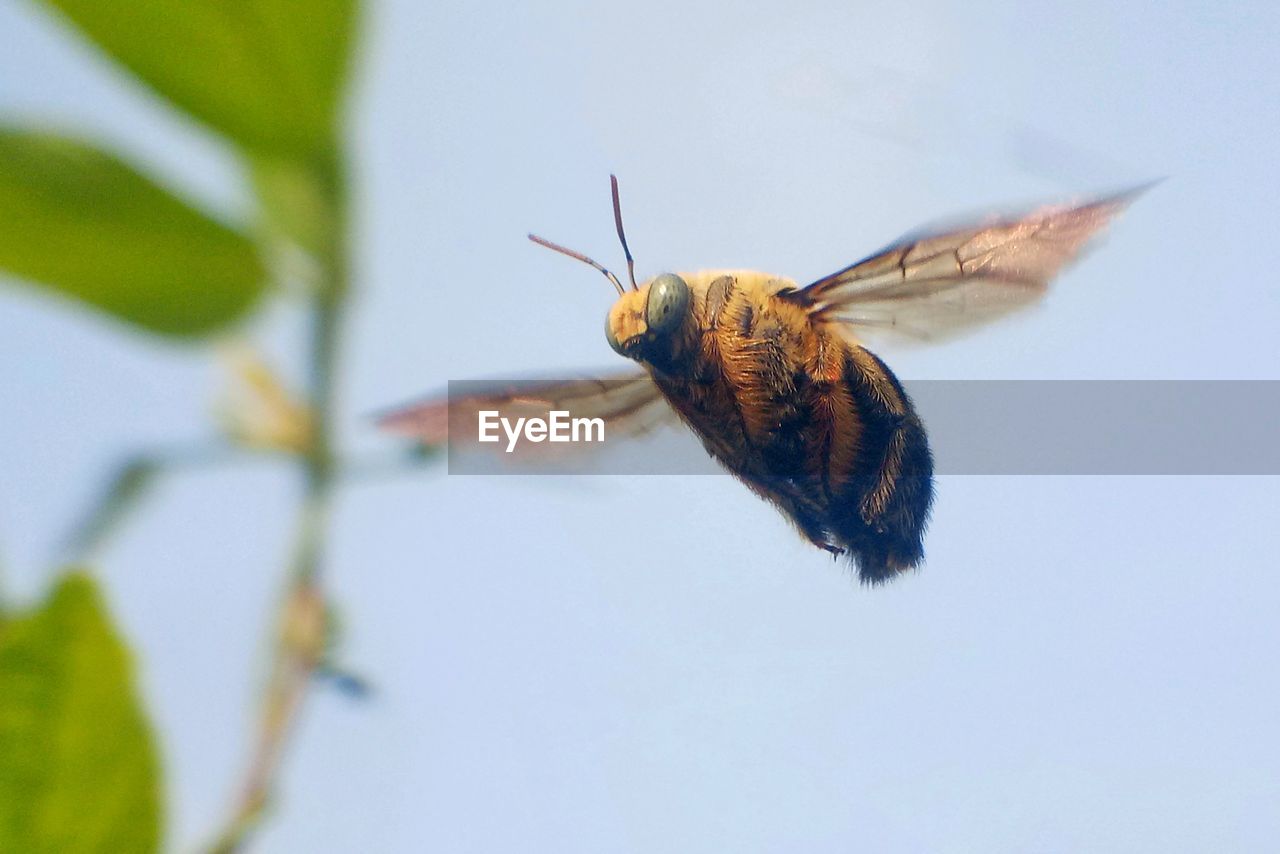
[
  {"x1": 737, "y1": 471, "x2": 842, "y2": 558},
  {"x1": 818, "y1": 541, "x2": 846, "y2": 560},
  {"x1": 800, "y1": 528, "x2": 845, "y2": 558},
  {"x1": 792, "y1": 523, "x2": 844, "y2": 560},
  {"x1": 785, "y1": 500, "x2": 845, "y2": 558}
]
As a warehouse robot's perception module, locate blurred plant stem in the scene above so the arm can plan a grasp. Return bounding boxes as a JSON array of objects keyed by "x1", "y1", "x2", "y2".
[{"x1": 208, "y1": 151, "x2": 349, "y2": 854}]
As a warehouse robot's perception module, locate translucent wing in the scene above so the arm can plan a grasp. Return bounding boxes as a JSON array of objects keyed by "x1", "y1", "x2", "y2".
[
  {"x1": 376, "y1": 370, "x2": 675, "y2": 454},
  {"x1": 785, "y1": 185, "x2": 1148, "y2": 343}
]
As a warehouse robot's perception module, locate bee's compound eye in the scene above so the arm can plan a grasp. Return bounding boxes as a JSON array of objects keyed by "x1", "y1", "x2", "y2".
[
  {"x1": 645, "y1": 274, "x2": 690, "y2": 336},
  {"x1": 605, "y1": 312, "x2": 626, "y2": 355}
]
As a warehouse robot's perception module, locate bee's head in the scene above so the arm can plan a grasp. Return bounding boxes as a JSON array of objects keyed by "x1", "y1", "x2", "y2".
[
  {"x1": 604, "y1": 274, "x2": 691, "y2": 362},
  {"x1": 528, "y1": 175, "x2": 692, "y2": 368}
]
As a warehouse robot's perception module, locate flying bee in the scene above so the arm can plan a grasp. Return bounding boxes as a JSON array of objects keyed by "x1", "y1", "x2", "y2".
[{"x1": 381, "y1": 177, "x2": 1143, "y2": 583}]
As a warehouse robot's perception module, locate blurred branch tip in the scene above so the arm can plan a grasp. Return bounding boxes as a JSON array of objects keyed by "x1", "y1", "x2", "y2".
[{"x1": 216, "y1": 343, "x2": 316, "y2": 455}]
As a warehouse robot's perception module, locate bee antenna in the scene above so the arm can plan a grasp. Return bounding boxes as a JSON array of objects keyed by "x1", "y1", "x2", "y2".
[
  {"x1": 527, "y1": 233, "x2": 626, "y2": 296},
  {"x1": 610, "y1": 174, "x2": 639, "y2": 291}
]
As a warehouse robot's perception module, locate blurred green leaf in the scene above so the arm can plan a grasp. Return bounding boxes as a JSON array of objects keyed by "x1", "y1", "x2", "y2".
[
  {"x1": 0, "y1": 128, "x2": 266, "y2": 336},
  {"x1": 32, "y1": 0, "x2": 357, "y2": 156},
  {"x1": 251, "y1": 155, "x2": 338, "y2": 256},
  {"x1": 0, "y1": 571, "x2": 162, "y2": 853}
]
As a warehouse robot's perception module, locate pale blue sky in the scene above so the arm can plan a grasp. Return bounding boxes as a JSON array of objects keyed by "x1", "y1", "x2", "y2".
[{"x1": 1, "y1": 0, "x2": 1278, "y2": 851}]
